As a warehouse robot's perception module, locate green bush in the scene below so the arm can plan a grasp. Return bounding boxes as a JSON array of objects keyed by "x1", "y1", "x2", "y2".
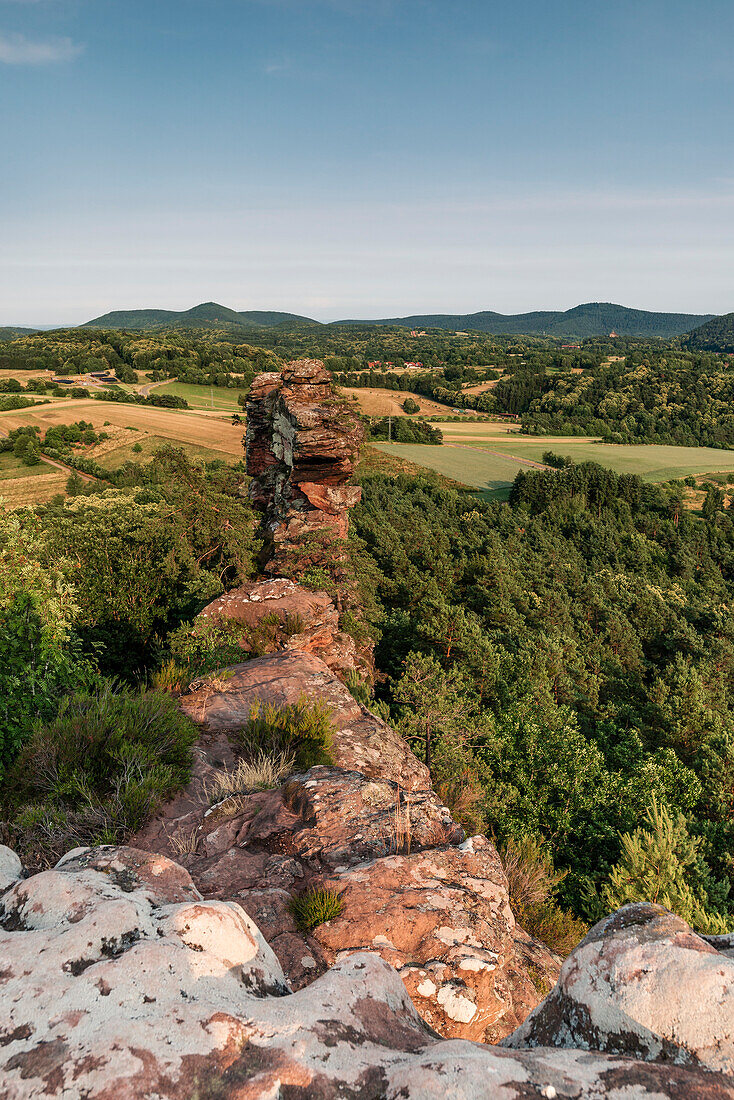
[
  {"x1": 240, "y1": 697, "x2": 334, "y2": 770},
  {"x1": 289, "y1": 887, "x2": 343, "y2": 932},
  {"x1": 4, "y1": 681, "x2": 197, "y2": 867}
]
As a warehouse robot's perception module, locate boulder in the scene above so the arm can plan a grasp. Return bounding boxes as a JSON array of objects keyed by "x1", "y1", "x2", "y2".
[
  {"x1": 2, "y1": 846, "x2": 731, "y2": 1100},
  {"x1": 503, "y1": 902, "x2": 734, "y2": 1073},
  {"x1": 314, "y1": 835, "x2": 560, "y2": 1044}
]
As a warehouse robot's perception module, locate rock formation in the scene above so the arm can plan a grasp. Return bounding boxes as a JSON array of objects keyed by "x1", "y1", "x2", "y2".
[
  {"x1": 245, "y1": 360, "x2": 364, "y2": 563},
  {"x1": 196, "y1": 577, "x2": 372, "y2": 680},
  {"x1": 1, "y1": 845, "x2": 732, "y2": 1099},
  {"x1": 137, "y1": 650, "x2": 559, "y2": 1029},
  {"x1": 504, "y1": 902, "x2": 734, "y2": 1073}
]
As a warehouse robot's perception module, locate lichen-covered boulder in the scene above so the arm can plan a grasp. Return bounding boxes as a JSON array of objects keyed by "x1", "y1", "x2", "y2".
[
  {"x1": 314, "y1": 835, "x2": 561, "y2": 1043},
  {"x1": 502, "y1": 902, "x2": 734, "y2": 1073},
  {"x1": 2, "y1": 847, "x2": 732, "y2": 1099}
]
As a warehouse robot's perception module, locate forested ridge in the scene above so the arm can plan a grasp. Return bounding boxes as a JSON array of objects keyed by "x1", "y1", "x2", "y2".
[{"x1": 352, "y1": 463, "x2": 734, "y2": 927}]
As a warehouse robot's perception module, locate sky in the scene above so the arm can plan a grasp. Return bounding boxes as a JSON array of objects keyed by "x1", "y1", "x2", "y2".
[{"x1": 2, "y1": 0, "x2": 734, "y2": 325}]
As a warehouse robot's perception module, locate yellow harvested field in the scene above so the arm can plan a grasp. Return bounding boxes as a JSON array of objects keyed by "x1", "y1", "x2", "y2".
[
  {"x1": 0, "y1": 401, "x2": 245, "y2": 456},
  {"x1": 0, "y1": 470, "x2": 67, "y2": 507},
  {"x1": 340, "y1": 387, "x2": 463, "y2": 417}
]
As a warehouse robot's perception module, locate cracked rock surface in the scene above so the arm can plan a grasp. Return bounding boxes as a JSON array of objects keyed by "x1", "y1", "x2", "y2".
[{"x1": 2, "y1": 845, "x2": 732, "y2": 1099}]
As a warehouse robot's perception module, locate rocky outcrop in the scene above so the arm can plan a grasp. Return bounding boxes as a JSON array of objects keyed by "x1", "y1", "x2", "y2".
[
  {"x1": 245, "y1": 360, "x2": 364, "y2": 560},
  {"x1": 197, "y1": 577, "x2": 373, "y2": 680},
  {"x1": 503, "y1": 902, "x2": 734, "y2": 1073},
  {"x1": 1, "y1": 845, "x2": 732, "y2": 1100},
  {"x1": 135, "y1": 651, "x2": 562, "y2": 1036},
  {"x1": 180, "y1": 651, "x2": 424, "y2": 790}
]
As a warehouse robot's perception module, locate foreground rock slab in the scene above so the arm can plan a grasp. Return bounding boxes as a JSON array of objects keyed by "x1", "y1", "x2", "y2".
[
  {"x1": 2, "y1": 845, "x2": 732, "y2": 1100},
  {"x1": 503, "y1": 902, "x2": 734, "y2": 1073}
]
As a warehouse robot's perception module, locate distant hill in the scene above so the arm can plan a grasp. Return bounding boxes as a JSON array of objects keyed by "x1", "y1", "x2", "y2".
[
  {"x1": 80, "y1": 300, "x2": 715, "y2": 340},
  {"x1": 342, "y1": 302, "x2": 715, "y2": 339},
  {"x1": 683, "y1": 313, "x2": 734, "y2": 352},
  {"x1": 0, "y1": 327, "x2": 37, "y2": 342},
  {"x1": 82, "y1": 301, "x2": 318, "y2": 332}
]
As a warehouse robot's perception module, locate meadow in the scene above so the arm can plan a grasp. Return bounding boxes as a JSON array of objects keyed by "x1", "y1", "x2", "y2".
[
  {"x1": 154, "y1": 381, "x2": 249, "y2": 411},
  {"x1": 375, "y1": 434, "x2": 734, "y2": 499}
]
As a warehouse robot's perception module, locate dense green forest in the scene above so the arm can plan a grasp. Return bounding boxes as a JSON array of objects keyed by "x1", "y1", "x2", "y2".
[
  {"x1": 685, "y1": 312, "x2": 734, "y2": 353},
  {"x1": 352, "y1": 463, "x2": 734, "y2": 929},
  {"x1": 519, "y1": 348, "x2": 734, "y2": 445}
]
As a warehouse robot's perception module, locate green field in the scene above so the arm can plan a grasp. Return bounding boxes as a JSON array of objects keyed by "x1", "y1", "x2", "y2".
[
  {"x1": 375, "y1": 439, "x2": 734, "y2": 499},
  {"x1": 154, "y1": 382, "x2": 248, "y2": 411},
  {"x1": 453, "y1": 438, "x2": 734, "y2": 481},
  {"x1": 0, "y1": 452, "x2": 56, "y2": 482},
  {"x1": 373, "y1": 444, "x2": 531, "y2": 498}
]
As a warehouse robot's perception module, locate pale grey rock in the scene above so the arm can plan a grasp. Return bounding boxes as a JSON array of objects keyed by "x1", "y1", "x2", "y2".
[{"x1": 503, "y1": 902, "x2": 734, "y2": 1074}]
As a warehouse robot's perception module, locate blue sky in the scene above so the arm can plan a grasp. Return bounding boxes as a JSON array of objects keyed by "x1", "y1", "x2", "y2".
[{"x1": 2, "y1": 0, "x2": 734, "y2": 324}]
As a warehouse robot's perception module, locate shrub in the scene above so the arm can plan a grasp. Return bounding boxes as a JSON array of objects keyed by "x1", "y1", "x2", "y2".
[
  {"x1": 240, "y1": 697, "x2": 334, "y2": 770},
  {"x1": 402, "y1": 397, "x2": 420, "y2": 414},
  {"x1": 3, "y1": 681, "x2": 197, "y2": 867},
  {"x1": 289, "y1": 887, "x2": 343, "y2": 932},
  {"x1": 501, "y1": 836, "x2": 587, "y2": 955}
]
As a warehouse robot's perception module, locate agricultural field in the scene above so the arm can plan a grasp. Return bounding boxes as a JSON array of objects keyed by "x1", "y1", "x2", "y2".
[
  {"x1": 375, "y1": 434, "x2": 734, "y2": 500},
  {"x1": 373, "y1": 443, "x2": 533, "y2": 499},
  {"x1": 340, "y1": 387, "x2": 464, "y2": 418},
  {"x1": 153, "y1": 381, "x2": 249, "y2": 411},
  {"x1": 0, "y1": 399, "x2": 247, "y2": 506}
]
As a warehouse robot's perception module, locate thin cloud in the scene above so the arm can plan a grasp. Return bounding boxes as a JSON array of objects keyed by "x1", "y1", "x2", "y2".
[{"x1": 0, "y1": 31, "x2": 83, "y2": 63}]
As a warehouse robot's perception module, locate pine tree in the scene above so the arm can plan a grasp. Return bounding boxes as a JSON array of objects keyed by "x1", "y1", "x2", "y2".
[{"x1": 598, "y1": 796, "x2": 727, "y2": 933}]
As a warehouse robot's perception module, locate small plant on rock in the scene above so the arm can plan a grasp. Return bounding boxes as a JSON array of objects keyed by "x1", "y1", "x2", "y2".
[
  {"x1": 289, "y1": 887, "x2": 343, "y2": 932},
  {"x1": 205, "y1": 751, "x2": 295, "y2": 804},
  {"x1": 240, "y1": 697, "x2": 335, "y2": 771}
]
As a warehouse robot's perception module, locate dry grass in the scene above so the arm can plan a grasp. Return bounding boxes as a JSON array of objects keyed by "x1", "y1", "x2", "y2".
[
  {"x1": 204, "y1": 751, "x2": 295, "y2": 804},
  {"x1": 0, "y1": 470, "x2": 67, "y2": 506},
  {"x1": 389, "y1": 790, "x2": 412, "y2": 855},
  {"x1": 1, "y1": 400, "x2": 246, "y2": 455},
  {"x1": 165, "y1": 822, "x2": 201, "y2": 858}
]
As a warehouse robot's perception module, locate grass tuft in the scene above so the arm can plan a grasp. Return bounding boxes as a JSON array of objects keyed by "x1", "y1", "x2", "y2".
[
  {"x1": 289, "y1": 887, "x2": 344, "y2": 933},
  {"x1": 239, "y1": 696, "x2": 335, "y2": 771},
  {"x1": 205, "y1": 751, "x2": 295, "y2": 804}
]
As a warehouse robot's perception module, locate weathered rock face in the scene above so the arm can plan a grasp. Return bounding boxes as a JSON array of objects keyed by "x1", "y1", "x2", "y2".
[
  {"x1": 138, "y1": 651, "x2": 562, "y2": 1036},
  {"x1": 180, "y1": 651, "x2": 426, "y2": 790},
  {"x1": 245, "y1": 360, "x2": 364, "y2": 555},
  {"x1": 503, "y1": 902, "x2": 734, "y2": 1073},
  {"x1": 197, "y1": 577, "x2": 373, "y2": 680},
  {"x1": 2, "y1": 845, "x2": 732, "y2": 1100}
]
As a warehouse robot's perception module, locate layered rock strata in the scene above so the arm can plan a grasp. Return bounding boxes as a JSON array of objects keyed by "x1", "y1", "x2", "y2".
[
  {"x1": 1, "y1": 845, "x2": 732, "y2": 1099},
  {"x1": 245, "y1": 360, "x2": 364, "y2": 559}
]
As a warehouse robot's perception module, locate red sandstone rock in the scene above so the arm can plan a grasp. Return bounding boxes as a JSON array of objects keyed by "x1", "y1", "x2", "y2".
[
  {"x1": 180, "y1": 651, "x2": 426, "y2": 790},
  {"x1": 245, "y1": 360, "x2": 364, "y2": 556},
  {"x1": 314, "y1": 835, "x2": 561, "y2": 1044},
  {"x1": 197, "y1": 578, "x2": 372, "y2": 680}
]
